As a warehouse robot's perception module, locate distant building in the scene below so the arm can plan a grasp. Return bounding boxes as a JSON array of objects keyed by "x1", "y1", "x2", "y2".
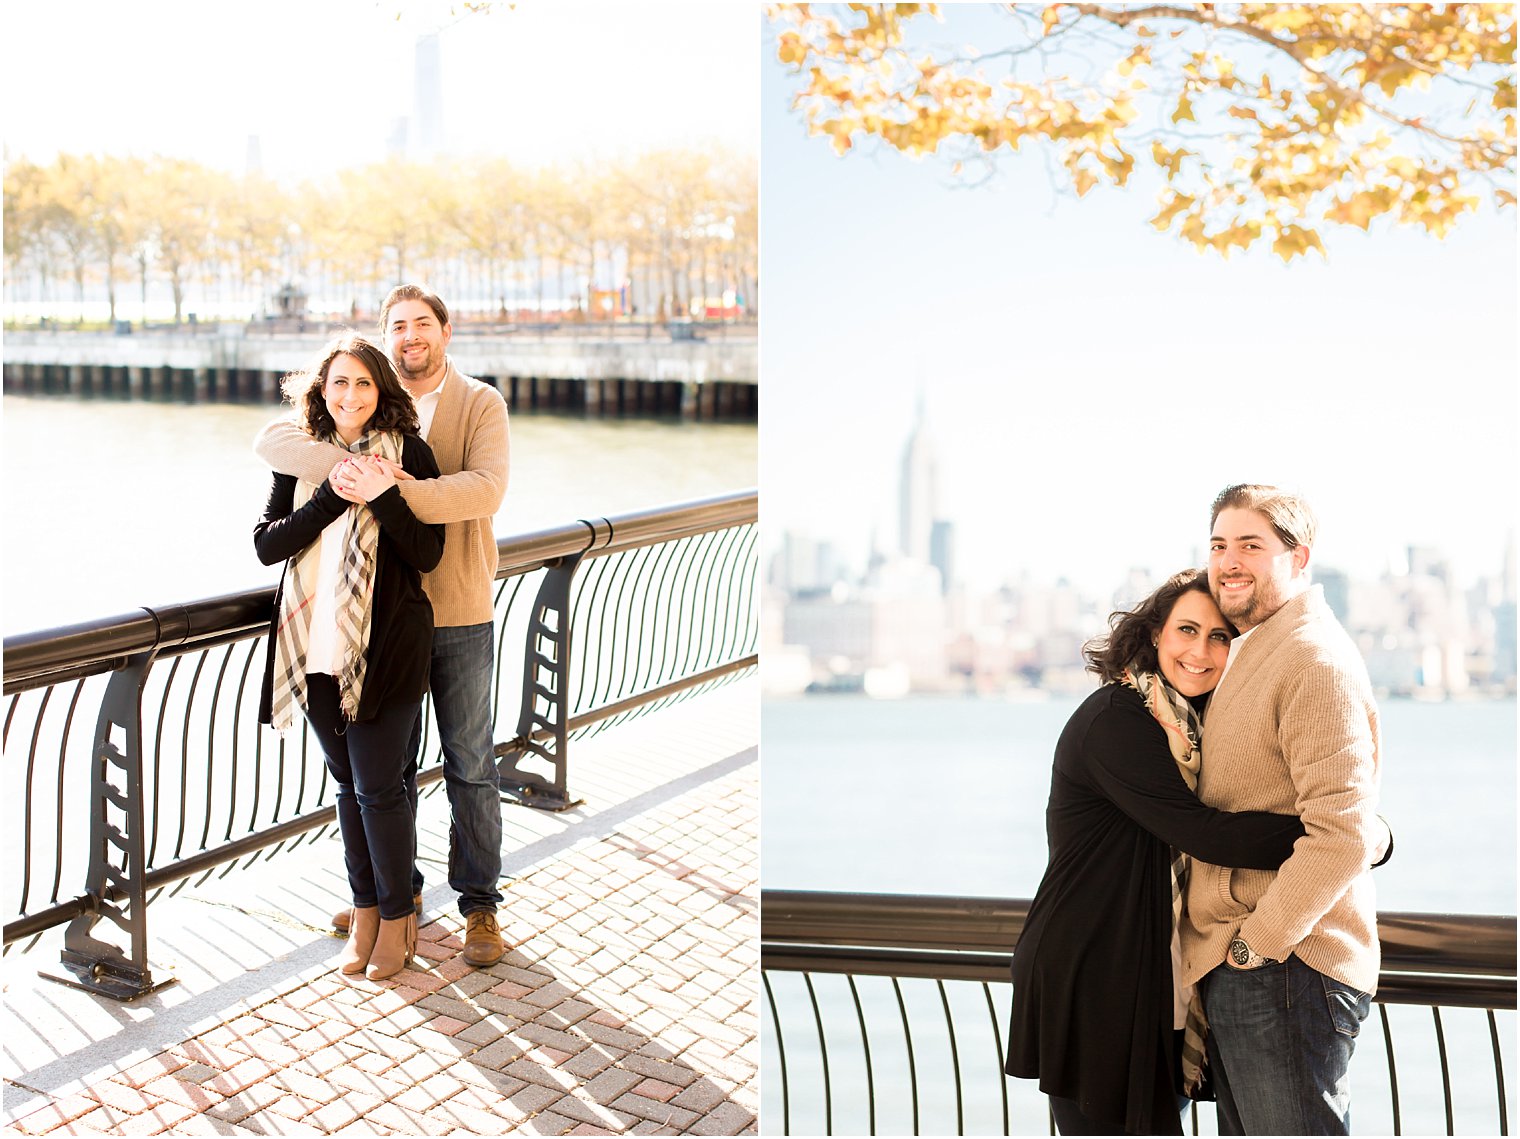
[
  {"x1": 898, "y1": 394, "x2": 938, "y2": 564},
  {"x1": 929, "y1": 519, "x2": 955, "y2": 596},
  {"x1": 414, "y1": 34, "x2": 444, "y2": 158}
]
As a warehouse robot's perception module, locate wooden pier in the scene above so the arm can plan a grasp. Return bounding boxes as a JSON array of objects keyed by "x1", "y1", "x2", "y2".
[{"x1": 1, "y1": 327, "x2": 758, "y2": 420}]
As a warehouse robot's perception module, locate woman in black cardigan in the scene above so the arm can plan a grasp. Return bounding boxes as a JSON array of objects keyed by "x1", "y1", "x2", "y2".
[
  {"x1": 1005, "y1": 570, "x2": 1304, "y2": 1135},
  {"x1": 255, "y1": 335, "x2": 443, "y2": 981}
]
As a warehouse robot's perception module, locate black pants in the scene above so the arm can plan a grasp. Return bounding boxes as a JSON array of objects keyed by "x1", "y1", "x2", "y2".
[{"x1": 304, "y1": 674, "x2": 420, "y2": 920}]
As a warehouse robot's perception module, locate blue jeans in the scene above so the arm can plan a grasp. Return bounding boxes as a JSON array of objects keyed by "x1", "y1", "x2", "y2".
[
  {"x1": 304, "y1": 674, "x2": 419, "y2": 921},
  {"x1": 1201, "y1": 954, "x2": 1371, "y2": 1135},
  {"x1": 406, "y1": 622, "x2": 504, "y2": 915}
]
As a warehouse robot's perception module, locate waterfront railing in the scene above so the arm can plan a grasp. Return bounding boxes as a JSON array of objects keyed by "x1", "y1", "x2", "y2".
[
  {"x1": 762, "y1": 891, "x2": 1516, "y2": 1136},
  {"x1": 3, "y1": 491, "x2": 757, "y2": 1000}
]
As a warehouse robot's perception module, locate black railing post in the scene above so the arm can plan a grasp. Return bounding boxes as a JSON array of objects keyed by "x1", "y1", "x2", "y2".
[
  {"x1": 40, "y1": 650, "x2": 174, "y2": 1000},
  {"x1": 496, "y1": 543, "x2": 596, "y2": 812}
]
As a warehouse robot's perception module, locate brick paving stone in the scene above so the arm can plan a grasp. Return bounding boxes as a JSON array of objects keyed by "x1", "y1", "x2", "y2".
[
  {"x1": 388, "y1": 1048, "x2": 454, "y2": 1084},
  {"x1": 504, "y1": 1082, "x2": 564, "y2": 1117},
  {"x1": 547, "y1": 1092, "x2": 643, "y2": 1130},
  {"x1": 271, "y1": 1066, "x2": 343, "y2": 1104},
  {"x1": 418, "y1": 991, "x2": 484, "y2": 1023},
  {"x1": 578, "y1": 1020, "x2": 647, "y2": 1052},
  {"x1": 518, "y1": 1020, "x2": 592, "y2": 1055},
  {"x1": 114, "y1": 1103, "x2": 197, "y2": 1134},
  {"x1": 560, "y1": 1046, "x2": 619, "y2": 1080},
  {"x1": 344, "y1": 1028, "x2": 422, "y2": 1063},
  {"x1": 466, "y1": 1034, "x2": 528, "y2": 1071},
  {"x1": 619, "y1": 1054, "x2": 701, "y2": 1087},
  {"x1": 521, "y1": 1108, "x2": 580, "y2": 1134},
  {"x1": 476, "y1": 992, "x2": 541, "y2": 1021},
  {"x1": 449, "y1": 1063, "x2": 529, "y2": 1098},
  {"x1": 445, "y1": 968, "x2": 503, "y2": 999},
  {"x1": 238, "y1": 1111, "x2": 326, "y2": 1136},
  {"x1": 11, "y1": 1095, "x2": 102, "y2": 1135},
  {"x1": 503, "y1": 1056, "x2": 579, "y2": 1093},
  {"x1": 303, "y1": 1096, "x2": 364, "y2": 1131},
  {"x1": 369, "y1": 1004, "x2": 433, "y2": 1036},
  {"x1": 140, "y1": 1075, "x2": 227, "y2": 1112},
  {"x1": 629, "y1": 1078, "x2": 683, "y2": 1104},
  {"x1": 86, "y1": 1081, "x2": 166, "y2": 1115},
  {"x1": 453, "y1": 1015, "x2": 517, "y2": 1046},
  {"x1": 685, "y1": 1100, "x2": 757, "y2": 1136},
  {"x1": 669, "y1": 1078, "x2": 731, "y2": 1114},
  {"x1": 115, "y1": 1053, "x2": 190, "y2": 1089},
  {"x1": 362, "y1": 1101, "x2": 453, "y2": 1136},
  {"x1": 581, "y1": 1067, "x2": 645, "y2": 1105}
]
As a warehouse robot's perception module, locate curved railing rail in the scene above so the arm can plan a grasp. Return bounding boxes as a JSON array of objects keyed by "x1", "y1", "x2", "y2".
[
  {"x1": 3, "y1": 491, "x2": 757, "y2": 1001},
  {"x1": 761, "y1": 891, "x2": 1516, "y2": 1137}
]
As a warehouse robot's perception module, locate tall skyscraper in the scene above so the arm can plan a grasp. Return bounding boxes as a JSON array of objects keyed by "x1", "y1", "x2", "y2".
[
  {"x1": 413, "y1": 34, "x2": 444, "y2": 159},
  {"x1": 898, "y1": 394, "x2": 938, "y2": 563}
]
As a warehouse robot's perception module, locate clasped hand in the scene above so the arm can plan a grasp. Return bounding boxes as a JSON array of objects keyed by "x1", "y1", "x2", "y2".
[{"x1": 329, "y1": 455, "x2": 412, "y2": 504}]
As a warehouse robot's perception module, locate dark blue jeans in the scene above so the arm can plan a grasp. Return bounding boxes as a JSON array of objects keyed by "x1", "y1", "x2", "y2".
[
  {"x1": 1201, "y1": 954, "x2": 1371, "y2": 1135},
  {"x1": 304, "y1": 674, "x2": 419, "y2": 921},
  {"x1": 405, "y1": 622, "x2": 504, "y2": 915}
]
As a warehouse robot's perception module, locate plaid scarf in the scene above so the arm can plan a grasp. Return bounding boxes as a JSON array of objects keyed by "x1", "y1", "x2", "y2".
[
  {"x1": 268, "y1": 430, "x2": 404, "y2": 730},
  {"x1": 1121, "y1": 667, "x2": 1210, "y2": 1097}
]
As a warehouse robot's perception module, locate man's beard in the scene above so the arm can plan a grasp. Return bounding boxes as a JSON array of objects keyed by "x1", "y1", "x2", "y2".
[{"x1": 394, "y1": 343, "x2": 440, "y2": 381}]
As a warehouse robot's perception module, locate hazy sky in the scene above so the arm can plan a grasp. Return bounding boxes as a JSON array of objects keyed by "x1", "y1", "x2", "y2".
[
  {"x1": 3, "y1": 1, "x2": 758, "y2": 177},
  {"x1": 758, "y1": 8, "x2": 1517, "y2": 594}
]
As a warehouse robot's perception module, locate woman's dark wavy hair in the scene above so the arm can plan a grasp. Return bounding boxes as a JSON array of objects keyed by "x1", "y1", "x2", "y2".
[
  {"x1": 280, "y1": 333, "x2": 419, "y2": 439},
  {"x1": 1082, "y1": 569, "x2": 1235, "y2": 684}
]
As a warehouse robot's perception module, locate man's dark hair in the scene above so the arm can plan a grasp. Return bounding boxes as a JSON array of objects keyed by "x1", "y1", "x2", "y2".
[
  {"x1": 281, "y1": 333, "x2": 419, "y2": 439},
  {"x1": 1210, "y1": 484, "x2": 1317, "y2": 549},
  {"x1": 379, "y1": 284, "x2": 450, "y2": 332},
  {"x1": 1082, "y1": 569, "x2": 1235, "y2": 683}
]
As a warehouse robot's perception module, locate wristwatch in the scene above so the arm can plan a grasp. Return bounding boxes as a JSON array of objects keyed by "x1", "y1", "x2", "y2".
[{"x1": 1228, "y1": 937, "x2": 1279, "y2": 969}]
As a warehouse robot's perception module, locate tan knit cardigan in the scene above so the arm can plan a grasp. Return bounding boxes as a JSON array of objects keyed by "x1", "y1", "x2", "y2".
[
  {"x1": 254, "y1": 361, "x2": 510, "y2": 627},
  {"x1": 1180, "y1": 585, "x2": 1383, "y2": 994}
]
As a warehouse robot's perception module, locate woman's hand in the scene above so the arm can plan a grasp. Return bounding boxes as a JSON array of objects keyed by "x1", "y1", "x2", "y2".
[
  {"x1": 344, "y1": 455, "x2": 398, "y2": 502},
  {"x1": 328, "y1": 459, "x2": 365, "y2": 504}
]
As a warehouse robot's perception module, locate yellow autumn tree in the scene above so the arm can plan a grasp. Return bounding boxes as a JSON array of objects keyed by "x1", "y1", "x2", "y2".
[{"x1": 768, "y1": 3, "x2": 1516, "y2": 260}]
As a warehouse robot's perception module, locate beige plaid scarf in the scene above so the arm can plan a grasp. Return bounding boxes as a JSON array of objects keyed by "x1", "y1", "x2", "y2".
[
  {"x1": 269, "y1": 430, "x2": 404, "y2": 729},
  {"x1": 1121, "y1": 667, "x2": 1210, "y2": 1096}
]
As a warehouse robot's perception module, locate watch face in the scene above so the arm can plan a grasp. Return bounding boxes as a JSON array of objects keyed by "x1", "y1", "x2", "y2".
[{"x1": 1229, "y1": 938, "x2": 1250, "y2": 966}]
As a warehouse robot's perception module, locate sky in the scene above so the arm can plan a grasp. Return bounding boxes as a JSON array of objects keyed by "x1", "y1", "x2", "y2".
[
  {"x1": 2, "y1": 1, "x2": 758, "y2": 177},
  {"x1": 758, "y1": 7, "x2": 1518, "y2": 595}
]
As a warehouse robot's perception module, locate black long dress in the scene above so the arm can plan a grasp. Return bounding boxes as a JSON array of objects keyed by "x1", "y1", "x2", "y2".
[{"x1": 1005, "y1": 683, "x2": 1304, "y2": 1135}]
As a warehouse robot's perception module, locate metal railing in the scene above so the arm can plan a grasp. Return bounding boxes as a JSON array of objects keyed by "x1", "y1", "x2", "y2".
[
  {"x1": 761, "y1": 891, "x2": 1517, "y2": 1137},
  {"x1": 3, "y1": 491, "x2": 757, "y2": 1000}
]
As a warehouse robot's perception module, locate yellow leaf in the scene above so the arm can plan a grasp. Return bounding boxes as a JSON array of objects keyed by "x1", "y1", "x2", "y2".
[
  {"x1": 1041, "y1": 5, "x2": 1061, "y2": 36},
  {"x1": 1073, "y1": 166, "x2": 1097, "y2": 197},
  {"x1": 1172, "y1": 93, "x2": 1195, "y2": 125},
  {"x1": 1497, "y1": 189, "x2": 1516, "y2": 207}
]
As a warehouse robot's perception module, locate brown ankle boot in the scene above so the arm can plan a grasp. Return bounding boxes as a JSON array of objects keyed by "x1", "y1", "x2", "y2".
[
  {"x1": 366, "y1": 912, "x2": 417, "y2": 981},
  {"x1": 335, "y1": 892, "x2": 422, "y2": 934},
  {"x1": 339, "y1": 906, "x2": 380, "y2": 974}
]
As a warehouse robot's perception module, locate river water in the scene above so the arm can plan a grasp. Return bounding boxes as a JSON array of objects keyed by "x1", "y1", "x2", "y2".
[{"x1": 1, "y1": 395, "x2": 757, "y2": 634}]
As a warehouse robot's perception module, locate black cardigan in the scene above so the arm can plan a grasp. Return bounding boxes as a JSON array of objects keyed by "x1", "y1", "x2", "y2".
[
  {"x1": 1005, "y1": 683, "x2": 1305, "y2": 1135},
  {"x1": 255, "y1": 433, "x2": 444, "y2": 724}
]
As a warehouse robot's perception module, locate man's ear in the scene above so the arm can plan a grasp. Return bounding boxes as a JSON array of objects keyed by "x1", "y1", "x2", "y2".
[{"x1": 1292, "y1": 544, "x2": 1311, "y2": 574}]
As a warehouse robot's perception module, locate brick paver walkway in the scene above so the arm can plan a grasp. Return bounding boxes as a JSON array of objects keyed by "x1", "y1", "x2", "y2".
[{"x1": 4, "y1": 682, "x2": 757, "y2": 1136}]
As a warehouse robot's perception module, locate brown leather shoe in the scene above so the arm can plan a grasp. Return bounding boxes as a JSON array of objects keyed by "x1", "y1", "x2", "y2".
[
  {"x1": 335, "y1": 893, "x2": 421, "y2": 935},
  {"x1": 338, "y1": 906, "x2": 380, "y2": 974},
  {"x1": 366, "y1": 912, "x2": 417, "y2": 982},
  {"x1": 463, "y1": 909, "x2": 504, "y2": 967}
]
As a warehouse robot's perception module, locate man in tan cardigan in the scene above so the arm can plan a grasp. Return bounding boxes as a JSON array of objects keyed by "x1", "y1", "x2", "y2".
[
  {"x1": 255, "y1": 285, "x2": 510, "y2": 967},
  {"x1": 1181, "y1": 484, "x2": 1382, "y2": 1135}
]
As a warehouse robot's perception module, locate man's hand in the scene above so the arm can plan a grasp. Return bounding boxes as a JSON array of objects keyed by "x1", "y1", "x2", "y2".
[{"x1": 373, "y1": 456, "x2": 415, "y2": 482}]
